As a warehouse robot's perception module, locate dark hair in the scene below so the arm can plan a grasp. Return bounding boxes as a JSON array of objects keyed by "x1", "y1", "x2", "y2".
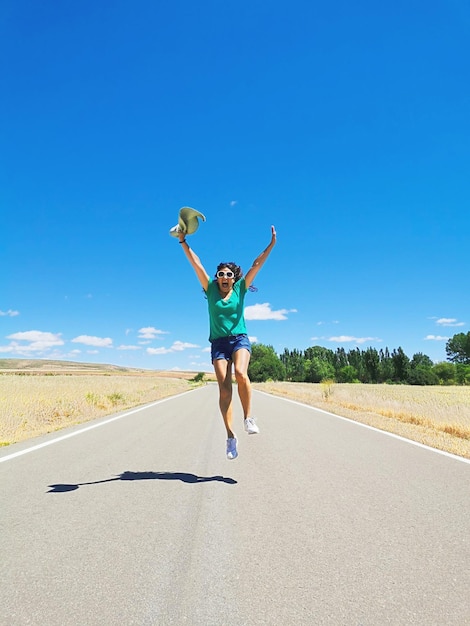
[{"x1": 215, "y1": 262, "x2": 258, "y2": 292}]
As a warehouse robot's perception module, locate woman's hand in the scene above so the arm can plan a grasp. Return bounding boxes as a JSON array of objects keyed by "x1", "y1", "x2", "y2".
[{"x1": 270, "y1": 225, "x2": 277, "y2": 247}]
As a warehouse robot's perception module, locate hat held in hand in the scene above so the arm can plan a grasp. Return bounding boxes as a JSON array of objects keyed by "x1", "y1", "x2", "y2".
[{"x1": 170, "y1": 207, "x2": 206, "y2": 237}]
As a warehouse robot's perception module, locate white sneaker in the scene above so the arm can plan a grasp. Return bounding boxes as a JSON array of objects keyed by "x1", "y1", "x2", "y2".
[
  {"x1": 244, "y1": 417, "x2": 260, "y2": 434},
  {"x1": 226, "y1": 437, "x2": 238, "y2": 460}
]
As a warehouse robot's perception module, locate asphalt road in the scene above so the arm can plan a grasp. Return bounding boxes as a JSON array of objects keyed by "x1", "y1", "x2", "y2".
[{"x1": 1, "y1": 384, "x2": 469, "y2": 626}]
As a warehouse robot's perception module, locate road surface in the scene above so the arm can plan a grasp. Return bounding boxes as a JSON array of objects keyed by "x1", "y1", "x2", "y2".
[{"x1": 1, "y1": 384, "x2": 469, "y2": 625}]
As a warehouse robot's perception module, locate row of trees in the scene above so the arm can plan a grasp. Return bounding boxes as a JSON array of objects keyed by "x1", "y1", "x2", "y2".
[{"x1": 248, "y1": 332, "x2": 470, "y2": 385}]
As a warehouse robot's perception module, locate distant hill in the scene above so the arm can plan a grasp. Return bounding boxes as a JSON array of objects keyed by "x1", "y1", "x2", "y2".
[
  {"x1": 0, "y1": 358, "x2": 142, "y2": 373},
  {"x1": 0, "y1": 358, "x2": 209, "y2": 380}
]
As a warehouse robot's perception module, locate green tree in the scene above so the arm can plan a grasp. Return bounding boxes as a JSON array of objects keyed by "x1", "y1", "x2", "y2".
[
  {"x1": 446, "y1": 332, "x2": 470, "y2": 365},
  {"x1": 334, "y1": 347, "x2": 349, "y2": 370},
  {"x1": 391, "y1": 347, "x2": 411, "y2": 383},
  {"x1": 337, "y1": 365, "x2": 358, "y2": 383},
  {"x1": 379, "y1": 347, "x2": 394, "y2": 383},
  {"x1": 410, "y1": 352, "x2": 434, "y2": 369},
  {"x1": 303, "y1": 347, "x2": 335, "y2": 383},
  {"x1": 432, "y1": 362, "x2": 455, "y2": 384},
  {"x1": 408, "y1": 352, "x2": 436, "y2": 385},
  {"x1": 347, "y1": 348, "x2": 365, "y2": 382},
  {"x1": 280, "y1": 348, "x2": 305, "y2": 381},
  {"x1": 304, "y1": 346, "x2": 335, "y2": 366},
  {"x1": 248, "y1": 344, "x2": 286, "y2": 382},
  {"x1": 363, "y1": 347, "x2": 380, "y2": 383},
  {"x1": 305, "y1": 357, "x2": 335, "y2": 383},
  {"x1": 408, "y1": 366, "x2": 439, "y2": 385},
  {"x1": 190, "y1": 372, "x2": 206, "y2": 383},
  {"x1": 455, "y1": 364, "x2": 470, "y2": 385}
]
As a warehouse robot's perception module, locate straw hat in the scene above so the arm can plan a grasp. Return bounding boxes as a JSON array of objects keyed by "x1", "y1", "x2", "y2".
[{"x1": 169, "y1": 207, "x2": 206, "y2": 237}]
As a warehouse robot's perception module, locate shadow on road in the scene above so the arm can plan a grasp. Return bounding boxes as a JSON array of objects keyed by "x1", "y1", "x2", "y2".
[{"x1": 48, "y1": 470, "x2": 237, "y2": 493}]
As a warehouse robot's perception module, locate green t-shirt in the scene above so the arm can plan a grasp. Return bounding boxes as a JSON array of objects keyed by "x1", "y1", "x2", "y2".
[{"x1": 206, "y1": 278, "x2": 248, "y2": 341}]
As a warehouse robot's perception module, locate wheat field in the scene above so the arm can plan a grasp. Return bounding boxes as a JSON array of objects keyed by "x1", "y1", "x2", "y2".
[
  {"x1": 1, "y1": 373, "x2": 470, "y2": 459},
  {"x1": 253, "y1": 381, "x2": 470, "y2": 459},
  {"x1": 0, "y1": 373, "x2": 191, "y2": 445}
]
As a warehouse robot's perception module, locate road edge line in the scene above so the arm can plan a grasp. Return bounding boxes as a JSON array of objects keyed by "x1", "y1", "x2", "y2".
[
  {"x1": 254, "y1": 389, "x2": 470, "y2": 465},
  {"x1": 0, "y1": 389, "x2": 197, "y2": 464}
]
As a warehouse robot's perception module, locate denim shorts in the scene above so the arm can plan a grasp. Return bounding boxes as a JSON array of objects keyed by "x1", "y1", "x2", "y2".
[{"x1": 211, "y1": 334, "x2": 252, "y2": 362}]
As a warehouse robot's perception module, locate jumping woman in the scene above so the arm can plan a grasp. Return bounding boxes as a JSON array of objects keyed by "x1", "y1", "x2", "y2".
[{"x1": 177, "y1": 225, "x2": 276, "y2": 460}]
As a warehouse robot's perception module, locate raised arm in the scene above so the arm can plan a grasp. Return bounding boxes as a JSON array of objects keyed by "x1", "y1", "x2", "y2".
[
  {"x1": 178, "y1": 233, "x2": 210, "y2": 291},
  {"x1": 245, "y1": 225, "x2": 277, "y2": 289}
]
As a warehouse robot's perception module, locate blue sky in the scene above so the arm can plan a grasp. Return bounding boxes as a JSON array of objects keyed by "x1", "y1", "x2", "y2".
[{"x1": 2, "y1": 0, "x2": 469, "y2": 371}]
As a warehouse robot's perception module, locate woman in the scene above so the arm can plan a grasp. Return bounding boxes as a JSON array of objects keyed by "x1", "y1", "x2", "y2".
[{"x1": 178, "y1": 225, "x2": 276, "y2": 460}]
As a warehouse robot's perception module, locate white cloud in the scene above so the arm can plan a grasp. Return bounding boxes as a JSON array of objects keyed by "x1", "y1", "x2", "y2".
[
  {"x1": 0, "y1": 309, "x2": 19, "y2": 317},
  {"x1": 190, "y1": 361, "x2": 212, "y2": 369},
  {"x1": 0, "y1": 344, "x2": 16, "y2": 353},
  {"x1": 71, "y1": 335, "x2": 113, "y2": 348},
  {"x1": 1, "y1": 330, "x2": 64, "y2": 354},
  {"x1": 248, "y1": 336, "x2": 258, "y2": 343},
  {"x1": 117, "y1": 345, "x2": 141, "y2": 351},
  {"x1": 328, "y1": 335, "x2": 381, "y2": 345},
  {"x1": 230, "y1": 200, "x2": 237, "y2": 207},
  {"x1": 7, "y1": 330, "x2": 60, "y2": 343},
  {"x1": 202, "y1": 347, "x2": 211, "y2": 353},
  {"x1": 147, "y1": 340, "x2": 200, "y2": 356},
  {"x1": 138, "y1": 327, "x2": 169, "y2": 339},
  {"x1": 147, "y1": 347, "x2": 172, "y2": 355},
  {"x1": 244, "y1": 303, "x2": 297, "y2": 321},
  {"x1": 436, "y1": 318, "x2": 465, "y2": 327},
  {"x1": 425, "y1": 335, "x2": 449, "y2": 341},
  {"x1": 171, "y1": 341, "x2": 199, "y2": 351}
]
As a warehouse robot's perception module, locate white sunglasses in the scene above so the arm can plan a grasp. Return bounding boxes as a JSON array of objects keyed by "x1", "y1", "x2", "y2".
[{"x1": 217, "y1": 270, "x2": 234, "y2": 278}]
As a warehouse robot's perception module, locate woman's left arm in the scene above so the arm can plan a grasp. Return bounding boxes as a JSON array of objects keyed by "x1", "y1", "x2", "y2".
[{"x1": 245, "y1": 225, "x2": 277, "y2": 289}]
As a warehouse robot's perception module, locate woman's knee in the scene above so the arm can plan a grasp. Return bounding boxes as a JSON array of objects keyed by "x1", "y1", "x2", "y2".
[
  {"x1": 234, "y1": 368, "x2": 250, "y2": 386},
  {"x1": 218, "y1": 381, "x2": 232, "y2": 400}
]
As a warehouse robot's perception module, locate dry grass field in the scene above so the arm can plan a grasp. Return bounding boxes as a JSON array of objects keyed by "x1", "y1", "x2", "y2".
[
  {"x1": 253, "y1": 381, "x2": 470, "y2": 459},
  {"x1": 1, "y1": 360, "x2": 469, "y2": 460},
  {"x1": 0, "y1": 372, "x2": 193, "y2": 446}
]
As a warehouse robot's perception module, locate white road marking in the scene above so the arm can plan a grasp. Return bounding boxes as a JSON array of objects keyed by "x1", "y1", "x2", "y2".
[
  {"x1": 255, "y1": 390, "x2": 470, "y2": 465},
  {"x1": 2, "y1": 388, "x2": 468, "y2": 466},
  {"x1": 0, "y1": 392, "x2": 193, "y2": 464}
]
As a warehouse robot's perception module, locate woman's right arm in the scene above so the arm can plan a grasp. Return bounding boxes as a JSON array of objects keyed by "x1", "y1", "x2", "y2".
[{"x1": 178, "y1": 234, "x2": 210, "y2": 291}]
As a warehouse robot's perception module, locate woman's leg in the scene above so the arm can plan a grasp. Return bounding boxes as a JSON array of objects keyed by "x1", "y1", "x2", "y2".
[
  {"x1": 213, "y1": 358, "x2": 235, "y2": 438},
  {"x1": 232, "y1": 348, "x2": 252, "y2": 419}
]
